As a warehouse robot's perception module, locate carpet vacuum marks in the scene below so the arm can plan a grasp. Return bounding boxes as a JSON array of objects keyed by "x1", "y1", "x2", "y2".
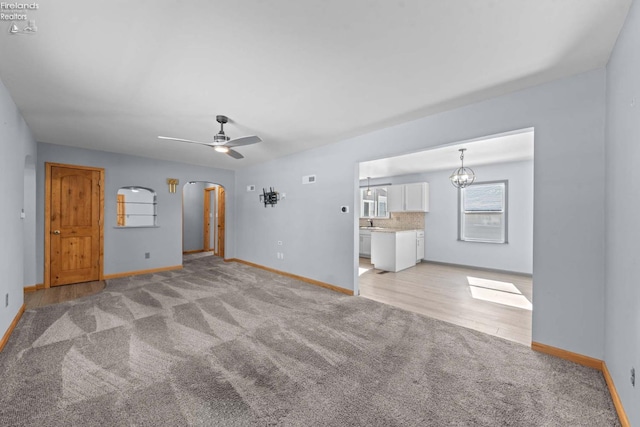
[{"x1": 0, "y1": 256, "x2": 619, "y2": 426}]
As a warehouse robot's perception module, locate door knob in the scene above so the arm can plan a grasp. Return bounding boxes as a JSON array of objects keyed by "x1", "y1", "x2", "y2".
[{"x1": 52, "y1": 230, "x2": 61, "y2": 235}]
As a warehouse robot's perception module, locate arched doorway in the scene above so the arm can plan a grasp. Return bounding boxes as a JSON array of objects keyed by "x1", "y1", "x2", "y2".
[{"x1": 183, "y1": 181, "x2": 226, "y2": 258}]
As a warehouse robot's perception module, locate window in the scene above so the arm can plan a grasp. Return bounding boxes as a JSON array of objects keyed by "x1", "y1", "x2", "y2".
[
  {"x1": 459, "y1": 181, "x2": 507, "y2": 243},
  {"x1": 360, "y1": 186, "x2": 389, "y2": 218}
]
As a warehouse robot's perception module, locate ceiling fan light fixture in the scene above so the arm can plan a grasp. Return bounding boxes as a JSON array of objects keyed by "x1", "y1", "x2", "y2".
[
  {"x1": 157, "y1": 114, "x2": 260, "y2": 160},
  {"x1": 213, "y1": 132, "x2": 229, "y2": 144},
  {"x1": 450, "y1": 148, "x2": 476, "y2": 188}
]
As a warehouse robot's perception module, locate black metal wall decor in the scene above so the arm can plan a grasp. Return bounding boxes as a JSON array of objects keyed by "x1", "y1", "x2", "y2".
[{"x1": 260, "y1": 187, "x2": 279, "y2": 207}]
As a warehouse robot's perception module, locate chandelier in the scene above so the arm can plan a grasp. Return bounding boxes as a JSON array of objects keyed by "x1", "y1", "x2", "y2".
[{"x1": 449, "y1": 148, "x2": 476, "y2": 188}]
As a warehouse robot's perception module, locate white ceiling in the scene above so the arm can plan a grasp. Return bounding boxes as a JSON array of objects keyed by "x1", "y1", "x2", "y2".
[
  {"x1": 0, "y1": 1, "x2": 630, "y2": 170},
  {"x1": 359, "y1": 129, "x2": 534, "y2": 179}
]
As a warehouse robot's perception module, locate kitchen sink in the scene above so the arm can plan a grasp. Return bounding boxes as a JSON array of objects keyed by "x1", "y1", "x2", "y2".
[{"x1": 360, "y1": 226, "x2": 385, "y2": 230}]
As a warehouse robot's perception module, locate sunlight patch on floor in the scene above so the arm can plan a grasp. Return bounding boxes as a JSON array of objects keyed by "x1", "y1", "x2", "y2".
[
  {"x1": 359, "y1": 267, "x2": 372, "y2": 276},
  {"x1": 467, "y1": 276, "x2": 532, "y2": 310}
]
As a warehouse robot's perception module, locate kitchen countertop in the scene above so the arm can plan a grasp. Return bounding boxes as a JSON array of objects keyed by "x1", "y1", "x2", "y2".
[
  {"x1": 360, "y1": 227, "x2": 421, "y2": 233},
  {"x1": 369, "y1": 229, "x2": 416, "y2": 233}
]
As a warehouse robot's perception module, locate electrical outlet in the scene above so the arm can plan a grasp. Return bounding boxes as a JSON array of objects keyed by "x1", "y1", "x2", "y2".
[
  {"x1": 145, "y1": 252, "x2": 150, "y2": 259},
  {"x1": 5, "y1": 293, "x2": 8, "y2": 308},
  {"x1": 631, "y1": 367, "x2": 635, "y2": 387}
]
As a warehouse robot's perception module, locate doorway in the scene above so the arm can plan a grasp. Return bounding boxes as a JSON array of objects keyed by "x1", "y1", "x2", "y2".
[
  {"x1": 355, "y1": 129, "x2": 534, "y2": 345},
  {"x1": 183, "y1": 182, "x2": 225, "y2": 258},
  {"x1": 44, "y1": 163, "x2": 104, "y2": 288}
]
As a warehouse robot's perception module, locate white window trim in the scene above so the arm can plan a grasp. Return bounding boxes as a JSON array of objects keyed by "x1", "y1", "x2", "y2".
[{"x1": 458, "y1": 180, "x2": 509, "y2": 244}]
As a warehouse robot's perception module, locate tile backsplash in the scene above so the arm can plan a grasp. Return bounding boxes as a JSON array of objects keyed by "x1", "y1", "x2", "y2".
[{"x1": 359, "y1": 212, "x2": 425, "y2": 230}]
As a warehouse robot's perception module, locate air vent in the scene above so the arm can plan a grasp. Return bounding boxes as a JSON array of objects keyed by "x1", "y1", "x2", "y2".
[{"x1": 302, "y1": 175, "x2": 316, "y2": 185}]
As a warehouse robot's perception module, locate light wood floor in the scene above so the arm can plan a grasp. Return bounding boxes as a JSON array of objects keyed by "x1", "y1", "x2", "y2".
[
  {"x1": 24, "y1": 281, "x2": 105, "y2": 309},
  {"x1": 358, "y1": 258, "x2": 532, "y2": 346}
]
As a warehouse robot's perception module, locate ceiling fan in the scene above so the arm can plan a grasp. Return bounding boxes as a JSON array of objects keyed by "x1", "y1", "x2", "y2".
[{"x1": 158, "y1": 115, "x2": 261, "y2": 159}]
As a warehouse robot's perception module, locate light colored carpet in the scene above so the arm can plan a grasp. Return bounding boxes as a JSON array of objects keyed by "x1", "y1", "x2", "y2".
[{"x1": 0, "y1": 256, "x2": 619, "y2": 426}]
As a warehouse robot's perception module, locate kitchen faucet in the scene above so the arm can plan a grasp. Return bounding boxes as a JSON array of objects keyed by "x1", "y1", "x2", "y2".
[{"x1": 369, "y1": 219, "x2": 374, "y2": 227}]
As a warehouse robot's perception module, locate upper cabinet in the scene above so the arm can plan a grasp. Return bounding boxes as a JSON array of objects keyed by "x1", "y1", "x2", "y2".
[{"x1": 388, "y1": 182, "x2": 429, "y2": 212}]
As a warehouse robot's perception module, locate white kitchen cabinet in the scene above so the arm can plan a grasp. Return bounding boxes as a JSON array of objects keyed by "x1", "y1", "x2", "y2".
[
  {"x1": 359, "y1": 230, "x2": 372, "y2": 258},
  {"x1": 387, "y1": 182, "x2": 429, "y2": 212},
  {"x1": 387, "y1": 185, "x2": 404, "y2": 212},
  {"x1": 371, "y1": 230, "x2": 417, "y2": 272},
  {"x1": 416, "y1": 230, "x2": 424, "y2": 262}
]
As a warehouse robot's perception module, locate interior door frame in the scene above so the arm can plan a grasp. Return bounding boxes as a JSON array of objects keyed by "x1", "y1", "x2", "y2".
[
  {"x1": 217, "y1": 186, "x2": 225, "y2": 259},
  {"x1": 44, "y1": 162, "x2": 105, "y2": 288}
]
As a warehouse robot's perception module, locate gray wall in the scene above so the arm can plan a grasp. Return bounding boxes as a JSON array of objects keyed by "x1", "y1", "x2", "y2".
[
  {"x1": 236, "y1": 157, "x2": 356, "y2": 288},
  {"x1": 424, "y1": 160, "x2": 533, "y2": 274},
  {"x1": 23, "y1": 154, "x2": 37, "y2": 287},
  {"x1": 366, "y1": 159, "x2": 533, "y2": 274},
  {"x1": 605, "y1": 0, "x2": 640, "y2": 423},
  {"x1": 183, "y1": 182, "x2": 206, "y2": 252},
  {"x1": 0, "y1": 77, "x2": 37, "y2": 336},
  {"x1": 236, "y1": 69, "x2": 606, "y2": 359},
  {"x1": 36, "y1": 143, "x2": 235, "y2": 279}
]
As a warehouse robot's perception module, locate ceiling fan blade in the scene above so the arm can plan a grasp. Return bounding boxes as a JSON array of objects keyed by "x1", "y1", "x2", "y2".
[
  {"x1": 226, "y1": 135, "x2": 262, "y2": 147},
  {"x1": 158, "y1": 136, "x2": 213, "y2": 146},
  {"x1": 226, "y1": 149, "x2": 244, "y2": 159}
]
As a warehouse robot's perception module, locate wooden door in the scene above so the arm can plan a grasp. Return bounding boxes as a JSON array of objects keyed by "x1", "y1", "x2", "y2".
[
  {"x1": 217, "y1": 186, "x2": 225, "y2": 258},
  {"x1": 46, "y1": 163, "x2": 104, "y2": 287}
]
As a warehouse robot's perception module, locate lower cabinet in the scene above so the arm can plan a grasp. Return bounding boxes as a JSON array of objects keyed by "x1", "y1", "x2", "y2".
[
  {"x1": 359, "y1": 230, "x2": 372, "y2": 258},
  {"x1": 416, "y1": 230, "x2": 425, "y2": 262},
  {"x1": 371, "y1": 230, "x2": 417, "y2": 272}
]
